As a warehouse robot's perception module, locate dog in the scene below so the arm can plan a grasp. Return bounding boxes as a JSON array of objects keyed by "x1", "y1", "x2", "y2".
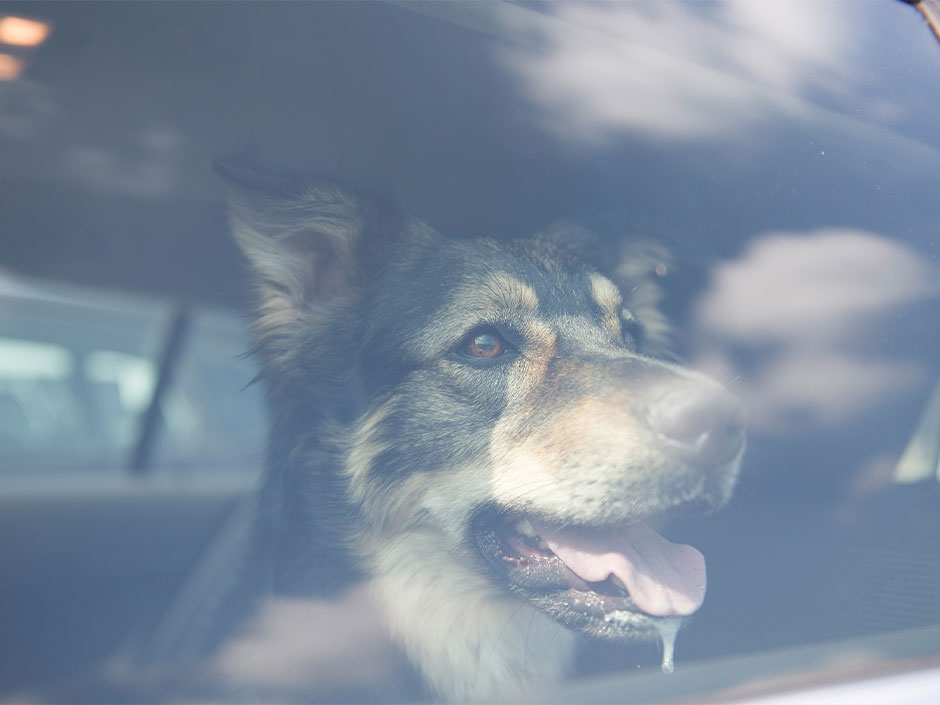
[{"x1": 212, "y1": 157, "x2": 746, "y2": 702}]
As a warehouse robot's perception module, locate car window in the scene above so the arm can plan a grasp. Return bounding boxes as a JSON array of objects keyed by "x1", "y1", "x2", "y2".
[
  {"x1": 150, "y1": 307, "x2": 265, "y2": 472},
  {"x1": 1, "y1": 1, "x2": 939, "y2": 703},
  {"x1": 0, "y1": 277, "x2": 264, "y2": 474}
]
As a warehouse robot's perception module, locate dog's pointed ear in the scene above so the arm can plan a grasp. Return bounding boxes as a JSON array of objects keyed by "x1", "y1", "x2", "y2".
[{"x1": 215, "y1": 156, "x2": 372, "y2": 314}]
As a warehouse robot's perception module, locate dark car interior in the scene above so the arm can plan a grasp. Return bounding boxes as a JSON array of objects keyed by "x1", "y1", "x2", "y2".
[{"x1": 2, "y1": 2, "x2": 940, "y2": 702}]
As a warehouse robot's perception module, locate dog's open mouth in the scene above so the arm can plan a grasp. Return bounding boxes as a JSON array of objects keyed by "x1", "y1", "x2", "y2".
[{"x1": 473, "y1": 511, "x2": 707, "y2": 639}]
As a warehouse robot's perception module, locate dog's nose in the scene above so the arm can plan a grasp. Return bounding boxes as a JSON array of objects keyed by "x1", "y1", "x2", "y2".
[{"x1": 648, "y1": 387, "x2": 746, "y2": 467}]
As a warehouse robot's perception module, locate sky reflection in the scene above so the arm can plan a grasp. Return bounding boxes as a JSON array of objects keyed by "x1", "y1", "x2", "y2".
[
  {"x1": 495, "y1": 1, "x2": 873, "y2": 142},
  {"x1": 692, "y1": 229, "x2": 940, "y2": 433}
]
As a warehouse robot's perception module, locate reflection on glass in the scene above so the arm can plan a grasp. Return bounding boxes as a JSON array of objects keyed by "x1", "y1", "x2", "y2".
[
  {"x1": 0, "y1": 337, "x2": 78, "y2": 455},
  {"x1": 0, "y1": 276, "x2": 264, "y2": 473},
  {"x1": 0, "y1": 337, "x2": 73, "y2": 378},
  {"x1": 895, "y1": 379, "x2": 940, "y2": 483},
  {"x1": 0, "y1": 16, "x2": 51, "y2": 47},
  {"x1": 84, "y1": 350, "x2": 156, "y2": 415},
  {"x1": 0, "y1": 53, "x2": 23, "y2": 81},
  {"x1": 492, "y1": 2, "x2": 856, "y2": 142},
  {"x1": 693, "y1": 228, "x2": 940, "y2": 433},
  {"x1": 211, "y1": 588, "x2": 409, "y2": 697}
]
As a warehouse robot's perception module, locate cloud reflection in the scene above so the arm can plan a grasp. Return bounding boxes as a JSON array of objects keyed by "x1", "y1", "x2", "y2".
[
  {"x1": 62, "y1": 126, "x2": 184, "y2": 197},
  {"x1": 211, "y1": 585, "x2": 408, "y2": 695},
  {"x1": 0, "y1": 53, "x2": 22, "y2": 81},
  {"x1": 496, "y1": 1, "x2": 858, "y2": 142},
  {"x1": 693, "y1": 229, "x2": 940, "y2": 432}
]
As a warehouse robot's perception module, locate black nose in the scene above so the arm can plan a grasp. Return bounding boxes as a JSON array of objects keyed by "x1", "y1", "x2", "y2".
[{"x1": 648, "y1": 387, "x2": 746, "y2": 466}]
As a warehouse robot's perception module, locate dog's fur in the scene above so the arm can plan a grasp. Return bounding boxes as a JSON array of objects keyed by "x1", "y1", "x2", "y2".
[{"x1": 214, "y1": 159, "x2": 745, "y2": 702}]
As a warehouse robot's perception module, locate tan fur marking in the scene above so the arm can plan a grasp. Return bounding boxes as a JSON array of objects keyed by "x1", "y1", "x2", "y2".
[
  {"x1": 589, "y1": 272, "x2": 623, "y2": 315},
  {"x1": 522, "y1": 316, "x2": 556, "y2": 351},
  {"x1": 589, "y1": 273, "x2": 624, "y2": 338},
  {"x1": 504, "y1": 320, "x2": 555, "y2": 407},
  {"x1": 344, "y1": 401, "x2": 395, "y2": 503},
  {"x1": 489, "y1": 396, "x2": 671, "y2": 523}
]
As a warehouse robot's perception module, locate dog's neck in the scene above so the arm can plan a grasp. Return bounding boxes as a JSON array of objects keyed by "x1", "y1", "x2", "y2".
[{"x1": 369, "y1": 528, "x2": 577, "y2": 702}]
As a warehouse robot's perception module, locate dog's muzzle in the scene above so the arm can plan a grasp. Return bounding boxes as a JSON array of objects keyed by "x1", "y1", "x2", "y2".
[{"x1": 472, "y1": 379, "x2": 746, "y2": 641}]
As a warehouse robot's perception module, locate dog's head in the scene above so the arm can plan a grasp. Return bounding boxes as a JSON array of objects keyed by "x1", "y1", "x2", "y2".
[{"x1": 218, "y1": 158, "x2": 745, "y2": 646}]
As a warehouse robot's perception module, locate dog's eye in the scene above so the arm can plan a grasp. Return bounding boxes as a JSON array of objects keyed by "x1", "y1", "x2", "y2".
[
  {"x1": 462, "y1": 330, "x2": 505, "y2": 359},
  {"x1": 621, "y1": 316, "x2": 644, "y2": 352}
]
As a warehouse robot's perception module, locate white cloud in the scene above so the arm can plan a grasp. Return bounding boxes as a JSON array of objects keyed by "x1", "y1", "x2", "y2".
[
  {"x1": 697, "y1": 229, "x2": 940, "y2": 345},
  {"x1": 496, "y1": 1, "x2": 860, "y2": 142},
  {"x1": 692, "y1": 228, "x2": 939, "y2": 432}
]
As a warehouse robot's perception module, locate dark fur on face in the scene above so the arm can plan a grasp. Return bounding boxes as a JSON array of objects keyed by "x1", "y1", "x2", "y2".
[{"x1": 216, "y1": 156, "x2": 745, "y2": 701}]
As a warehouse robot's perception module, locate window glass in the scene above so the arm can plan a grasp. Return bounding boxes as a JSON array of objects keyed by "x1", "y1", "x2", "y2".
[
  {"x1": 0, "y1": 337, "x2": 79, "y2": 454},
  {"x1": 151, "y1": 309, "x2": 266, "y2": 472},
  {"x1": 0, "y1": 1, "x2": 939, "y2": 702},
  {"x1": 0, "y1": 279, "x2": 264, "y2": 474}
]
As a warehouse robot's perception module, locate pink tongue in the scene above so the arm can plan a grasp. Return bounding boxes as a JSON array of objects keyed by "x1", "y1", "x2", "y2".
[{"x1": 535, "y1": 521, "x2": 706, "y2": 617}]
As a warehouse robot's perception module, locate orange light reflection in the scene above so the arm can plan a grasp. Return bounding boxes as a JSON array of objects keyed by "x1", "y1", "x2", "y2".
[
  {"x1": 0, "y1": 16, "x2": 51, "y2": 47},
  {"x1": 0, "y1": 53, "x2": 23, "y2": 81}
]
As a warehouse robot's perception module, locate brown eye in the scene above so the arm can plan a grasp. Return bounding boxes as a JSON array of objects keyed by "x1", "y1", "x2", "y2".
[{"x1": 463, "y1": 331, "x2": 504, "y2": 358}]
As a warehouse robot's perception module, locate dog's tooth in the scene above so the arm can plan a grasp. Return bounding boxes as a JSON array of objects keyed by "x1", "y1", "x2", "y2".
[{"x1": 515, "y1": 518, "x2": 537, "y2": 538}]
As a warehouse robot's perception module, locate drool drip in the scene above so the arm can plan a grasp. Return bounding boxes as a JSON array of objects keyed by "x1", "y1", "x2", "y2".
[{"x1": 654, "y1": 617, "x2": 681, "y2": 674}]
